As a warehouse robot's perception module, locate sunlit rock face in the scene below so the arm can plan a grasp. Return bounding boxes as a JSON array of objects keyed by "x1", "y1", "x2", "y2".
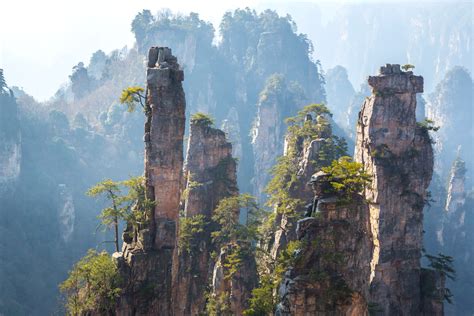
[
  {"x1": 57, "y1": 184, "x2": 75, "y2": 243},
  {"x1": 114, "y1": 47, "x2": 186, "y2": 315},
  {"x1": 174, "y1": 120, "x2": 237, "y2": 316},
  {"x1": 355, "y1": 64, "x2": 437, "y2": 315},
  {"x1": 0, "y1": 87, "x2": 21, "y2": 191}
]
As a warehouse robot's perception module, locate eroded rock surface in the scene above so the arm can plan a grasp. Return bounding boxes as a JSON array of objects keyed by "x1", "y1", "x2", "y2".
[
  {"x1": 174, "y1": 120, "x2": 237, "y2": 316},
  {"x1": 115, "y1": 47, "x2": 186, "y2": 315},
  {"x1": 355, "y1": 64, "x2": 435, "y2": 315},
  {"x1": 277, "y1": 196, "x2": 372, "y2": 315}
]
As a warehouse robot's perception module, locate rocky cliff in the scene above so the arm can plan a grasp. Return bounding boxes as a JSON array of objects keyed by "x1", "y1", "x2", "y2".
[
  {"x1": 426, "y1": 67, "x2": 473, "y2": 182},
  {"x1": 115, "y1": 47, "x2": 186, "y2": 315},
  {"x1": 277, "y1": 195, "x2": 373, "y2": 315},
  {"x1": 174, "y1": 118, "x2": 238, "y2": 315},
  {"x1": 355, "y1": 64, "x2": 436, "y2": 315},
  {"x1": 0, "y1": 79, "x2": 21, "y2": 191},
  {"x1": 252, "y1": 75, "x2": 306, "y2": 202}
]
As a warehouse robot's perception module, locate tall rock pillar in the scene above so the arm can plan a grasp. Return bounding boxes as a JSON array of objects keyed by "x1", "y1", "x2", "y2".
[
  {"x1": 116, "y1": 47, "x2": 185, "y2": 315},
  {"x1": 355, "y1": 64, "x2": 434, "y2": 315},
  {"x1": 173, "y1": 120, "x2": 238, "y2": 315},
  {"x1": 145, "y1": 46, "x2": 186, "y2": 249}
]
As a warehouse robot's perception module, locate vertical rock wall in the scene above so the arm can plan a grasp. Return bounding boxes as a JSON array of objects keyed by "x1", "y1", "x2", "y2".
[
  {"x1": 174, "y1": 121, "x2": 237, "y2": 315},
  {"x1": 145, "y1": 46, "x2": 186, "y2": 249},
  {"x1": 277, "y1": 196, "x2": 373, "y2": 315},
  {"x1": 116, "y1": 47, "x2": 186, "y2": 315},
  {"x1": 355, "y1": 64, "x2": 434, "y2": 315},
  {"x1": 0, "y1": 86, "x2": 21, "y2": 192}
]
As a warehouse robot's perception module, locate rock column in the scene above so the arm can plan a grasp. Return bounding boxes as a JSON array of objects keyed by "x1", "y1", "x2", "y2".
[
  {"x1": 174, "y1": 121, "x2": 237, "y2": 315},
  {"x1": 355, "y1": 64, "x2": 434, "y2": 315},
  {"x1": 116, "y1": 47, "x2": 185, "y2": 315}
]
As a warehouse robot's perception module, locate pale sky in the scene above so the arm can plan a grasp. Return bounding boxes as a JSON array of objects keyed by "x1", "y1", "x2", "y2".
[{"x1": 0, "y1": 0, "x2": 456, "y2": 101}]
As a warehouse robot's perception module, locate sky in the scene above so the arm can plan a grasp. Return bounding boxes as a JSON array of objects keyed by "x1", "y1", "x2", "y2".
[{"x1": 0, "y1": 0, "x2": 460, "y2": 101}]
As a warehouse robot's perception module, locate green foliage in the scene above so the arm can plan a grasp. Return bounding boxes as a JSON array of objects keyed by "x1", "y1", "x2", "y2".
[
  {"x1": 244, "y1": 240, "x2": 302, "y2": 315},
  {"x1": 87, "y1": 177, "x2": 154, "y2": 251},
  {"x1": 321, "y1": 156, "x2": 371, "y2": 202},
  {"x1": 206, "y1": 292, "x2": 232, "y2": 316},
  {"x1": 190, "y1": 112, "x2": 215, "y2": 127},
  {"x1": 425, "y1": 253, "x2": 456, "y2": 304},
  {"x1": 119, "y1": 86, "x2": 145, "y2": 113},
  {"x1": 243, "y1": 275, "x2": 275, "y2": 315},
  {"x1": 181, "y1": 173, "x2": 203, "y2": 202},
  {"x1": 87, "y1": 179, "x2": 125, "y2": 252},
  {"x1": 211, "y1": 194, "x2": 263, "y2": 246},
  {"x1": 402, "y1": 64, "x2": 415, "y2": 71},
  {"x1": 178, "y1": 214, "x2": 208, "y2": 253},
  {"x1": 417, "y1": 118, "x2": 440, "y2": 132},
  {"x1": 59, "y1": 250, "x2": 122, "y2": 315},
  {"x1": 121, "y1": 176, "x2": 155, "y2": 230},
  {"x1": 222, "y1": 244, "x2": 252, "y2": 279},
  {"x1": 425, "y1": 253, "x2": 456, "y2": 281},
  {"x1": 266, "y1": 103, "x2": 348, "y2": 217}
]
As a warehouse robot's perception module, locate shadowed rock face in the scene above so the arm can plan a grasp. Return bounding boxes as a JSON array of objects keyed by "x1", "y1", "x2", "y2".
[
  {"x1": 277, "y1": 196, "x2": 373, "y2": 315},
  {"x1": 0, "y1": 87, "x2": 21, "y2": 192},
  {"x1": 355, "y1": 64, "x2": 435, "y2": 315},
  {"x1": 174, "y1": 121, "x2": 237, "y2": 316},
  {"x1": 115, "y1": 47, "x2": 186, "y2": 315}
]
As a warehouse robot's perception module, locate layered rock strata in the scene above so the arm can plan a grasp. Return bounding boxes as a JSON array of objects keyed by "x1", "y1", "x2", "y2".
[
  {"x1": 355, "y1": 64, "x2": 434, "y2": 315},
  {"x1": 174, "y1": 120, "x2": 237, "y2": 315},
  {"x1": 277, "y1": 195, "x2": 373, "y2": 315},
  {"x1": 115, "y1": 47, "x2": 185, "y2": 315}
]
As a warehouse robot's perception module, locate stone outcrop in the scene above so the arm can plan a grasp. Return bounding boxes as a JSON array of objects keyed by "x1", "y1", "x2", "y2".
[
  {"x1": 355, "y1": 64, "x2": 435, "y2": 315},
  {"x1": 115, "y1": 47, "x2": 186, "y2": 315},
  {"x1": 252, "y1": 74, "x2": 304, "y2": 202},
  {"x1": 270, "y1": 115, "x2": 334, "y2": 261},
  {"x1": 174, "y1": 120, "x2": 237, "y2": 315},
  {"x1": 426, "y1": 66, "x2": 473, "y2": 181},
  {"x1": 277, "y1": 195, "x2": 373, "y2": 315},
  {"x1": 325, "y1": 65, "x2": 356, "y2": 130},
  {"x1": 0, "y1": 83, "x2": 21, "y2": 192},
  {"x1": 211, "y1": 242, "x2": 258, "y2": 315},
  {"x1": 420, "y1": 268, "x2": 445, "y2": 315},
  {"x1": 445, "y1": 152, "x2": 466, "y2": 214}
]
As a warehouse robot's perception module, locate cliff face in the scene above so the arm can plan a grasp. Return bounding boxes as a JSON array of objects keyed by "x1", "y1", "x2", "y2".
[
  {"x1": 426, "y1": 67, "x2": 473, "y2": 182},
  {"x1": 252, "y1": 74, "x2": 305, "y2": 202},
  {"x1": 116, "y1": 47, "x2": 186, "y2": 314},
  {"x1": 211, "y1": 242, "x2": 258, "y2": 315},
  {"x1": 0, "y1": 85, "x2": 21, "y2": 191},
  {"x1": 445, "y1": 154, "x2": 466, "y2": 215},
  {"x1": 270, "y1": 115, "x2": 340, "y2": 261},
  {"x1": 325, "y1": 65, "x2": 356, "y2": 130},
  {"x1": 355, "y1": 64, "x2": 434, "y2": 315},
  {"x1": 277, "y1": 196, "x2": 373, "y2": 315},
  {"x1": 174, "y1": 121, "x2": 237, "y2": 315}
]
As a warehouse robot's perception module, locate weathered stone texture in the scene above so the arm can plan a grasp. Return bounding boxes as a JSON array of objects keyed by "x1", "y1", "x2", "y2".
[
  {"x1": 420, "y1": 268, "x2": 445, "y2": 315},
  {"x1": 270, "y1": 118, "x2": 331, "y2": 261},
  {"x1": 277, "y1": 196, "x2": 373, "y2": 315},
  {"x1": 355, "y1": 64, "x2": 434, "y2": 315},
  {"x1": 115, "y1": 47, "x2": 186, "y2": 315},
  {"x1": 174, "y1": 121, "x2": 237, "y2": 316},
  {"x1": 211, "y1": 243, "x2": 258, "y2": 315}
]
